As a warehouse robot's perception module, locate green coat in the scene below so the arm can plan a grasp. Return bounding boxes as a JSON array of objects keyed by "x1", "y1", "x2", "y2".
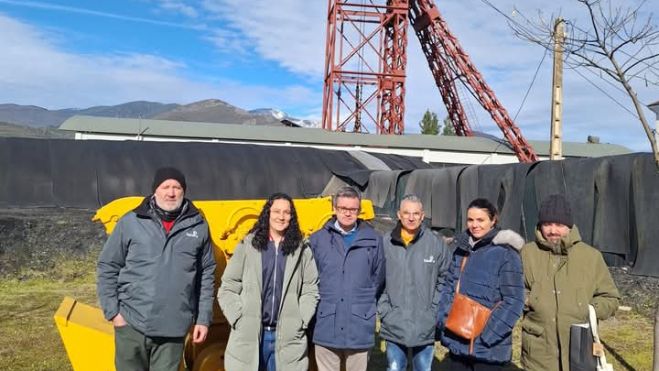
[
  {"x1": 520, "y1": 226, "x2": 620, "y2": 371},
  {"x1": 217, "y1": 234, "x2": 319, "y2": 371}
]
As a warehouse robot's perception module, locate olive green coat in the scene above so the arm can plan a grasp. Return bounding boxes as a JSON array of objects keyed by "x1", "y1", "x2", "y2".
[
  {"x1": 217, "y1": 234, "x2": 319, "y2": 371},
  {"x1": 520, "y1": 226, "x2": 620, "y2": 371}
]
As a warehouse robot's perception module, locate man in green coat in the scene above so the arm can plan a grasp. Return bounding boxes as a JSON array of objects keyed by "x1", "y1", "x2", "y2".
[{"x1": 521, "y1": 194, "x2": 620, "y2": 371}]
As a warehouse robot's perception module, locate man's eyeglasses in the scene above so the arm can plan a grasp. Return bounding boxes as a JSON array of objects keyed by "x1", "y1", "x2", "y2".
[{"x1": 336, "y1": 206, "x2": 360, "y2": 215}]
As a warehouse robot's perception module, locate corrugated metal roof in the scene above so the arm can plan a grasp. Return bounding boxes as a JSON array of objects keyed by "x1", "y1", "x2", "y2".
[{"x1": 60, "y1": 115, "x2": 632, "y2": 157}]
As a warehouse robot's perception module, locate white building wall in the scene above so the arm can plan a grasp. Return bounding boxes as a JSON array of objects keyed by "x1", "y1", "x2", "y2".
[{"x1": 72, "y1": 132, "x2": 521, "y2": 165}]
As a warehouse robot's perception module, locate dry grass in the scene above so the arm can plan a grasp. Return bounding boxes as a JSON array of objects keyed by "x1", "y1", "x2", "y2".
[
  {"x1": 599, "y1": 311, "x2": 655, "y2": 371},
  {"x1": 0, "y1": 256, "x2": 97, "y2": 371},
  {"x1": 0, "y1": 254, "x2": 654, "y2": 371},
  {"x1": 367, "y1": 310, "x2": 654, "y2": 371}
]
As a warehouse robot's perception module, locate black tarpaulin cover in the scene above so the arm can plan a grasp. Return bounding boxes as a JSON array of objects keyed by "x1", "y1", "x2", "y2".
[
  {"x1": 363, "y1": 153, "x2": 659, "y2": 277},
  {"x1": 363, "y1": 170, "x2": 406, "y2": 210},
  {"x1": 1, "y1": 138, "x2": 657, "y2": 277},
  {"x1": 629, "y1": 155, "x2": 659, "y2": 276},
  {"x1": 430, "y1": 166, "x2": 466, "y2": 230},
  {"x1": 0, "y1": 138, "x2": 422, "y2": 209}
]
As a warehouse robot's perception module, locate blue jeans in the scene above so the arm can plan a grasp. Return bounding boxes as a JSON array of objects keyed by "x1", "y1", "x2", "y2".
[
  {"x1": 386, "y1": 341, "x2": 434, "y2": 371},
  {"x1": 259, "y1": 329, "x2": 276, "y2": 371}
]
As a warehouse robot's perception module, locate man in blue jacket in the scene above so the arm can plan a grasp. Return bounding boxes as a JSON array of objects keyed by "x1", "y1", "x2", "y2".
[
  {"x1": 97, "y1": 167, "x2": 216, "y2": 371},
  {"x1": 310, "y1": 186, "x2": 385, "y2": 371}
]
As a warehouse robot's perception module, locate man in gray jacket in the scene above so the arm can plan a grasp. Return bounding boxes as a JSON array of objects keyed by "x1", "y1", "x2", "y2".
[
  {"x1": 377, "y1": 195, "x2": 451, "y2": 371},
  {"x1": 97, "y1": 167, "x2": 216, "y2": 371}
]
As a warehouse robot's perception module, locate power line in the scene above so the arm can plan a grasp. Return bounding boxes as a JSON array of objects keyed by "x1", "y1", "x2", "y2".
[
  {"x1": 569, "y1": 62, "x2": 639, "y2": 118},
  {"x1": 485, "y1": 0, "x2": 659, "y2": 81},
  {"x1": 476, "y1": 0, "x2": 558, "y2": 122},
  {"x1": 476, "y1": 1, "x2": 648, "y2": 142},
  {"x1": 499, "y1": 7, "x2": 659, "y2": 83},
  {"x1": 478, "y1": 0, "x2": 534, "y2": 35},
  {"x1": 565, "y1": 20, "x2": 659, "y2": 76},
  {"x1": 564, "y1": 55, "x2": 651, "y2": 107},
  {"x1": 514, "y1": 48, "x2": 548, "y2": 121},
  {"x1": 564, "y1": 62, "x2": 628, "y2": 94}
]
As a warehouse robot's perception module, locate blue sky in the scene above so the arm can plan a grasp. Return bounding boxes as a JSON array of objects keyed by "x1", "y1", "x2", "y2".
[{"x1": 0, "y1": 0, "x2": 657, "y2": 151}]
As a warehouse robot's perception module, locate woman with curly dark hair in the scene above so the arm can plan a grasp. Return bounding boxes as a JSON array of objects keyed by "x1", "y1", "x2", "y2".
[
  {"x1": 248, "y1": 193, "x2": 303, "y2": 256},
  {"x1": 218, "y1": 193, "x2": 319, "y2": 371}
]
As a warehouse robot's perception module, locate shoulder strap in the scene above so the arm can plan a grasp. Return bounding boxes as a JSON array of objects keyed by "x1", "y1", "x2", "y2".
[
  {"x1": 588, "y1": 305, "x2": 601, "y2": 343},
  {"x1": 455, "y1": 256, "x2": 468, "y2": 294},
  {"x1": 589, "y1": 305, "x2": 612, "y2": 370}
]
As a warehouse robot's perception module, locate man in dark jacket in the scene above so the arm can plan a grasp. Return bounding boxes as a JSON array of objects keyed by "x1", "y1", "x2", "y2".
[
  {"x1": 378, "y1": 195, "x2": 451, "y2": 371},
  {"x1": 310, "y1": 186, "x2": 385, "y2": 371},
  {"x1": 521, "y1": 194, "x2": 620, "y2": 371},
  {"x1": 97, "y1": 167, "x2": 216, "y2": 371}
]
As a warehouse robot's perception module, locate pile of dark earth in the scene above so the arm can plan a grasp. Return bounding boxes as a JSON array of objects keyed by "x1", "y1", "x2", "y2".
[
  {"x1": 1, "y1": 209, "x2": 657, "y2": 318},
  {"x1": 0, "y1": 208, "x2": 105, "y2": 278}
]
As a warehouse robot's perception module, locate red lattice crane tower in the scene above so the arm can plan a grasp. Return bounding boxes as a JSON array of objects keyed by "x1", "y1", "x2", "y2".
[
  {"x1": 322, "y1": 0, "x2": 538, "y2": 162},
  {"x1": 322, "y1": 0, "x2": 409, "y2": 134}
]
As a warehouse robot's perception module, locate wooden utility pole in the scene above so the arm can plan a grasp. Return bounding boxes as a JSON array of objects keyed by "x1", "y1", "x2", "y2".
[{"x1": 550, "y1": 19, "x2": 565, "y2": 160}]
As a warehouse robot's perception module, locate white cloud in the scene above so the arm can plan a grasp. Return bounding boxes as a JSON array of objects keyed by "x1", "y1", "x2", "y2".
[
  {"x1": 195, "y1": 0, "x2": 658, "y2": 151},
  {"x1": 202, "y1": 0, "x2": 326, "y2": 77},
  {"x1": 204, "y1": 27, "x2": 252, "y2": 56},
  {"x1": 0, "y1": 0, "x2": 205, "y2": 30},
  {"x1": 1, "y1": 0, "x2": 657, "y2": 152},
  {"x1": 155, "y1": 0, "x2": 199, "y2": 18},
  {"x1": 0, "y1": 13, "x2": 315, "y2": 112}
]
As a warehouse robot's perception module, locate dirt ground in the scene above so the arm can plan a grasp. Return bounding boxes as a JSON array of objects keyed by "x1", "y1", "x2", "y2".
[
  {"x1": 0, "y1": 208, "x2": 656, "y2": 370},
  {"x1": 0, "y1": 208, "x2": 105, "y2": 278}
]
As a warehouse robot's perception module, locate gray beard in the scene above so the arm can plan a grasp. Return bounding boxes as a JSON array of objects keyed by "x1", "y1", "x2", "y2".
[
  {"x1": 150, "y1": 196, "x2": 186, "y2": 222},
  {"x1": 155, "y1": 197, "x2": 183, "y2": 211}
]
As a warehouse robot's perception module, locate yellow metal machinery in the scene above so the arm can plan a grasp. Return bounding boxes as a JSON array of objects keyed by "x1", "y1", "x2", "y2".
[
  {"x1": 54, "y1": 297, "x2": 115, "y2": 371},
  {"x1": 54, "y1": 196, "x2": 374, "y2": 371}
]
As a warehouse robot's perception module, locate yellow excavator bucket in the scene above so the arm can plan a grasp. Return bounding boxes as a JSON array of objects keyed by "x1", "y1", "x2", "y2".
[
  {"x1": 55, "y1": 196, "x2": 374, "y2": 371},
  {"x1": 54, "y1": 297, "x2": 115, "y2": 371}
]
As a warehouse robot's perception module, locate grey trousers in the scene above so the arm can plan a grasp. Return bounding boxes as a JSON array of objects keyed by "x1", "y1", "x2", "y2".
[{"x1": 114, "y1": 324, "x2": 184, "y2": 371}]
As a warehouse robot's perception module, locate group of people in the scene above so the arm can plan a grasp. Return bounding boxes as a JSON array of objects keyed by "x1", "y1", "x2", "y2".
[{"x1": 97, "y1": 167, "x2": 621, "y2": 371}]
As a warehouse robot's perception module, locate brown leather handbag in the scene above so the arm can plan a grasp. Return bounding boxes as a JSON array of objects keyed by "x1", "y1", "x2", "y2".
[{"x1": 445, "y1": 257, "x2": 500, "y2": 353}]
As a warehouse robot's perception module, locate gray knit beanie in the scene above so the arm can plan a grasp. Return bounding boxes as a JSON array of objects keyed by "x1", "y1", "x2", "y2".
[{"x1": 538, "y1": 194, "x2": 573, "y2": 227}]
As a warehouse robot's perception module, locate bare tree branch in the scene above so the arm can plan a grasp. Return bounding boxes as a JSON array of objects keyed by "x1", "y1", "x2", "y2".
[
  {"x1": 508, "y1": 0, "x2": 659, "y2": 168},
  {"x1": 623, "y1": 53, "x2": 659, "y2": 75}
]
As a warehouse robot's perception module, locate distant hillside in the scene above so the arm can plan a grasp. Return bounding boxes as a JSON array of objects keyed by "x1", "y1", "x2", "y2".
[
  {"x1": 64, "y1": 101, "x2": 180, "y2": 119},
  {"x1": 0, "y1": 121, "x2": 73, "y2": 139},
  {"x1": 0, "y1": 100, "x2": 284, "y2": 128},
  {"x1": 0, "y1": 101, "x2": 178, "y2": 128},
  {"x1": 0, "y1": 104, "x2": 73, "y2": 128},
  {"x1": 153, "y1": 99, "x2": 282, "y2": 125}
]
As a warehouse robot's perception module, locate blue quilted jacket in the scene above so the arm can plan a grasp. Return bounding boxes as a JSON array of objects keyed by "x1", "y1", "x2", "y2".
[{"x1": 437, "y1": 228, "x2": 524, "y2": 364}]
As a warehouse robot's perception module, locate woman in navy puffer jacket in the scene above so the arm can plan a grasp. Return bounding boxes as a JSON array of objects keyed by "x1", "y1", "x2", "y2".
[{"x1": 437, "y1": 198, "x2": 525, "y2": 370}]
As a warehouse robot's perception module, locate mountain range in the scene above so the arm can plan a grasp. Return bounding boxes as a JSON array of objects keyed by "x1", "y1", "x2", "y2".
[{"x1": 0, "y1": 99, "x2": 320, "y2": 136}]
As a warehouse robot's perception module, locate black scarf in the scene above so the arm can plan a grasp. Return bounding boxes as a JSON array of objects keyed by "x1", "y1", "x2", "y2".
[{"x1": 149, "y1": 195, "x2": 187, "y2": 222}]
